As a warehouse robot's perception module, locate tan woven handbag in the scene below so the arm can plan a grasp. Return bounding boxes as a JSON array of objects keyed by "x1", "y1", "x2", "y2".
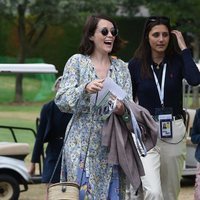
[{"x1": 48, "y1": 181, "x2": 80, "y2": 200}]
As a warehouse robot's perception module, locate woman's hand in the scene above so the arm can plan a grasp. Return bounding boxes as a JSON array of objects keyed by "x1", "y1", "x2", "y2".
[
  {"x1": 113, "y1": 100, "x2": 125, "y2": 116},
  {"x1": 171, "y1": 30, "x2": 187, "y2": 51},
  {"x1": 85, "y1": 79, "x2": 104, "y2": 94},
  {"x1": 28, "y1": 163, "x2": 36, "y2": 176}
]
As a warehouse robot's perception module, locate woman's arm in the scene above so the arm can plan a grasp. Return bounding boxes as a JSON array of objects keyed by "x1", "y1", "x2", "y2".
[{"x1": 55, "y1": 54, "x2": 90, "y2": 113}]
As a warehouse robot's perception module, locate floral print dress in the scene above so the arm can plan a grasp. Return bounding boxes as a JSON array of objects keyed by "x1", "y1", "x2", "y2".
[{"x1": 55, "y1": 54, "x2": 132, "y2": 200}]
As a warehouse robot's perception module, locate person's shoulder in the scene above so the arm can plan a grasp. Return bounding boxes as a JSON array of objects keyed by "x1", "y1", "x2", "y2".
[
  {"x1": 128, "y1": 57, "x2": 141, "y2": 71},
  {"x1": 128, "y1": 57, "x2": 140, "y2": 65},
  {"x1": 68, "y1": 54, "x2": 88, "y2": 61},
  {"x1": 111, "y1": 56, "x2": 127, "y2": 67},
  {"x1": 42, "y1": 100, "x2": 54, "y2": 110},
  {"x1": 66, "y1": 54, "x2": 89, "y2": 66}
]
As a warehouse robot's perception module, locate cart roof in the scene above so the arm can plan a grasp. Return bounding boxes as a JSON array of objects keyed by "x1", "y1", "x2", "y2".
[{"x1": 0, "y1": 63, "x2": 58, "y2": 73}]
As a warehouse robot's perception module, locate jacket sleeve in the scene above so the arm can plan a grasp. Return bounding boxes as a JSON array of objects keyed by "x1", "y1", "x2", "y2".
[
  {"x1": 31, "y1": 103, "x2": 49, "y2": 163},
  {"x1": 182, "y1": 49, "x2": 200, "y2": 86},
  {"x1": 191, "y1": 109, "x2": 200, "y2": 144}
]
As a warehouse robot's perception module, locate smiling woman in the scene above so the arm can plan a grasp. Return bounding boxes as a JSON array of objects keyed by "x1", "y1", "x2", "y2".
[{"x1": 54, "y1": 14, "x2": 133, "y2": 200}]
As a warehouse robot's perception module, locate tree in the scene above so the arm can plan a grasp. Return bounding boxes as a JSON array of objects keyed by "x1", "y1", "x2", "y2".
[{"x1": 0, "y1": 0, "x2": 122, "y2": 102}]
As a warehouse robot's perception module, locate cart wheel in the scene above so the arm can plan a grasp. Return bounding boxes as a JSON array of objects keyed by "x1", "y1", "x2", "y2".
[{"x1": 0, "y1": 174, "x2": 20, "y2": 200}]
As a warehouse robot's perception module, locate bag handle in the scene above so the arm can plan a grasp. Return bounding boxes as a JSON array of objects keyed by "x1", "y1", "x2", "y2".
[
  {"x1": 48, "y1": 95, "x2": 97, "y2": 186},
  {"x1": 48, "y1": 111, "x2": 77, "y2": 185}
]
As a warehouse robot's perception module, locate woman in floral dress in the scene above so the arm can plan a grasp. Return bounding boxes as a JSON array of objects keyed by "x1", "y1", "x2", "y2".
[{"x1": 55, "y1": 14, "x2": 133, "y2": 200}]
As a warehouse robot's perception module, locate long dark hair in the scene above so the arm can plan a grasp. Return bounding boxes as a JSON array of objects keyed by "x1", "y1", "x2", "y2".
[
  {"x1": 79, "y1": 14, "x2": 125, "y2": 55},
  {"x1": 134, "y1": 16, "x2": 179, "y2": 78}
]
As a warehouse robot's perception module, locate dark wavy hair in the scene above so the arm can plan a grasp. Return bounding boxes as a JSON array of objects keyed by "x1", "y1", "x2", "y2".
[
  {"x1": 79, "y1": 14, "x2": 125, "y2": 55},
  {"x1": 134, "y1": 16, "x2": 179, "y2": 78}
]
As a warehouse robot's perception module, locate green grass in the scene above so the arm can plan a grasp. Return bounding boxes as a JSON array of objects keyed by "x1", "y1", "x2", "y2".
[
  {"x1": 0, "y1": 75, "x2": 56, "y2": 161},
  {"x1": 0, "y1": 103, "x2": 42, "y2": 152},
  {"x1": 0, "y1": 106, "x2": 40, "y2": 162}
]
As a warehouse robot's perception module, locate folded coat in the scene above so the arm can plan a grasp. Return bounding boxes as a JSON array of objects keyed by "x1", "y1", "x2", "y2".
[
  {"x1": 124, "y1": 100, "x2": 158, "y2": 152},
  {"x1": 101, "y1": 100, "x2": 158, "y2": 192}
]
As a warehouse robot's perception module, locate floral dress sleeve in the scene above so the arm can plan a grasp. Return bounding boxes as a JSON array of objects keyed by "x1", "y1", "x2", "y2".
[
  {"x1": 110, "y1": 58, "x2": 133, "y2": 102},
  {"x1": 55, "y1": 54, "x2": 90, "y2": 113}
]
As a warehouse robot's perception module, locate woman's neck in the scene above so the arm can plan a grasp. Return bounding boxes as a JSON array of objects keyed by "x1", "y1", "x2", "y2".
[
  {"x1": 152, "y1": 52, "x2": 165, "y2": 65},
  {"x1": 90, "y1": 52, "x2": 110, "y2": 64},
  {"x1": 90, "y1": 53, "x2": 111, "y2": 79}
]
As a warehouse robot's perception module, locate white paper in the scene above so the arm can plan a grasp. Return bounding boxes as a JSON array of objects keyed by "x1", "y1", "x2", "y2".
[
  {"x1": 90, "y1": 77, "x2": 126, "y2": 106},
  {"x1": 90, "y1": 77, "x2": 127, "y2": 120}
]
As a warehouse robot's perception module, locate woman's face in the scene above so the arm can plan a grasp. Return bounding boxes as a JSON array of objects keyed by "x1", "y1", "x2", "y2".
[
  {"x1": 90, "y1": 19, "x2": 116, "y2": 54},
  {"x1": 148, "y1": 24, "x2": 170, "y2": 55}
]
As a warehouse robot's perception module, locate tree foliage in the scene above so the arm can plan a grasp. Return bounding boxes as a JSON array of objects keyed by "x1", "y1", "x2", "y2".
[
  {"x1": 0, "y1": 0, "x2": 141, "y2": 102},
  {"x1": 1, "y1": 0, "x2": 199, "y2": 102},
  {"x1": 144, "y1": 0, "x2": 200, "y2": 45}
]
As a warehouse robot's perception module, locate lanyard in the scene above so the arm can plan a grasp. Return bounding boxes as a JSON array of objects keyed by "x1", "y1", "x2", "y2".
[{"x1": 151, "y1": 63, "x2": 167, "y2": 107}]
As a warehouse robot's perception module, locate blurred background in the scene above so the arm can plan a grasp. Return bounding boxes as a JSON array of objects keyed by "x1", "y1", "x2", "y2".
[
  {"x1": 0, "y1": 0, "x2": 199, "y2": 105},
  {"x1": 0, "y1": 1, "x2": 199, "y2": 199}
]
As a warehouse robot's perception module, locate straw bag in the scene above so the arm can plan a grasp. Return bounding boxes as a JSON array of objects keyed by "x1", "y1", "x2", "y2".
[{"x1": 48, "y1": 182, "x2": 80, "y2": 200}]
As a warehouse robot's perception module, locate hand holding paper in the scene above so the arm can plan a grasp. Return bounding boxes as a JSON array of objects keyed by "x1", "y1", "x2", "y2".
[{"x1": 90, "y1": 77, "x2": 127, "y2": 120}]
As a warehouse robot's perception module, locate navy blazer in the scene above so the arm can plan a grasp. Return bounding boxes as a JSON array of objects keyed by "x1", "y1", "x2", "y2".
[
  {"x1": 191, "y1": 109, "x2": 200, "y2": 162},
  {"x1": 128, "y1": 49, "x2": 200, "y2": 116}
]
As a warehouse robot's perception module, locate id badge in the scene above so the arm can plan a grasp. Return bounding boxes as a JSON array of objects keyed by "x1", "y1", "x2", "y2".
[
  {"x1": 159, "y1": 114, "x2": 173, "y2": 138},
  {"x1": 155, "y1": 107, "x2": 173, "y2": 138}
]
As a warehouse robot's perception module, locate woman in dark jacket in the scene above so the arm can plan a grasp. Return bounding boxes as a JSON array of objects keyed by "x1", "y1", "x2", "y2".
[
  {"x1": 191, "y1": 108, "x2": 200, "y2": 200},
  {"x1": 128, "y1": 16, "x2": 200, "y2": 200}
]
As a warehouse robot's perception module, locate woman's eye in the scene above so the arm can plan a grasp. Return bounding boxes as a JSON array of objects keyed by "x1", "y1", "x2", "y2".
[
  {"x1": 152, "y1": 32, "x2": 159, "y2": 37},
  {"x1": 151, "y1": 32, "x2": 169, "y2": 38},
  {"x1": 163, "y1": 32, "x2": 169, "y2": 37}
]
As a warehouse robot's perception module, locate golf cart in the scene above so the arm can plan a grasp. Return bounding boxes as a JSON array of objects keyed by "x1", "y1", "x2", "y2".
[{"x1": 0, "y1": 63, "x2": 57, "y2": 200}]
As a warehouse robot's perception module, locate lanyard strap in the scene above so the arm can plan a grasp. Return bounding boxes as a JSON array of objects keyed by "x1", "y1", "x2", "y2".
[{"x1": 151, "y1": 63, "x2": 167, "y2": 107}]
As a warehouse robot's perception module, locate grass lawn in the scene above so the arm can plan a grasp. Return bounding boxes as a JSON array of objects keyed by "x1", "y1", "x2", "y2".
[
  {"x1": 0, "y1": 74, "x2": 55, "y2": 162},
  {"x1": 0, "y1": 103, "x2": 44, "y2": 161}
]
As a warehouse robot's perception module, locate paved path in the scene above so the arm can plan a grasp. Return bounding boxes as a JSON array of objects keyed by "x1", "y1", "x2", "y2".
[
  {"x1": 179, "y1": 177, "x2": 195, "y2": 200},
  {"x1": 179, "y1": 186, "x2": 194, "y2": 200}
]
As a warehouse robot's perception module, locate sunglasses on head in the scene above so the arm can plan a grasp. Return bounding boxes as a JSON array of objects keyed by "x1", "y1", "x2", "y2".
[
  {"x1": 99, "y1": 27, "x2": 118, "y2": 37},
  {"x1": 147, "y1": 16, "x2": 170, "y2": 25}
]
